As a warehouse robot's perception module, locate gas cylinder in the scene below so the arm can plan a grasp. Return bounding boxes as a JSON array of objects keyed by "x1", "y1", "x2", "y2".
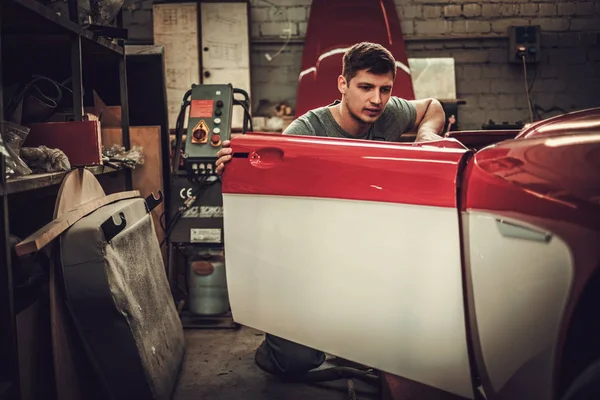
[{"x1": 187, "y1": 251, "x2": 230, "y2": 316}]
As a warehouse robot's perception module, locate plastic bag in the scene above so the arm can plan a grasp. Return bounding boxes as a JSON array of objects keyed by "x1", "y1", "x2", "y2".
[
  {"x1": 1, "y1": 121, "x2": 32, "y2": 178},
  {"x1": 102, "y1": 144, "x2": 144, "y2": 169}
]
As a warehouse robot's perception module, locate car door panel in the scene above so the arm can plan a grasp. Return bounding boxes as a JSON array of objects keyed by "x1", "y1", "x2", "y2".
[{"x1": 222, "y1": 133, "x2": 474, "y2": 398}]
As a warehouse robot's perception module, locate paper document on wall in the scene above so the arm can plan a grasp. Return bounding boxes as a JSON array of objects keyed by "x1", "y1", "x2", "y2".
[
  {"x1": 153, "y1": 2, "x2": 200, "y2": 130},
  {"x1": 200, "y1": 2, "x2": 251, "y2": 129},
  {"x1": 408, "y1": 58, "x2": 456, "y2": 100}
]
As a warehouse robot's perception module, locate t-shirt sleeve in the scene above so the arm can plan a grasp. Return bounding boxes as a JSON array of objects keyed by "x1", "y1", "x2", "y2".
[
  {"x1": 282, "y1": 115, "x2": 316, "y2": 136},
  {"x1": 387, "y1": 96, "x2": 417, "y2": 133}
]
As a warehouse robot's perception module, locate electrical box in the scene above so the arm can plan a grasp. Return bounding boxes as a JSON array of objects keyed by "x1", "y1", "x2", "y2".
[
  {"x1": 185, "y1": 83, "x2": 234, "y2": 176},
  {"x1": 169, "y1": 172, "x2": 224, "y2": 245},
  {"x1": 508, "y1": 25, "x2": 541, "y2": 64}
]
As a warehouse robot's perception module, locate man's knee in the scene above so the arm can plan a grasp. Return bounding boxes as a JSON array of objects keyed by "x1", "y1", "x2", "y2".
[{"x1": 263, "y1": 334, "x2": 326, "y2": 375}]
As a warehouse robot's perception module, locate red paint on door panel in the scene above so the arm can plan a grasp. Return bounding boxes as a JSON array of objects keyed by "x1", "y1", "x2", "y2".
[{"x1": 222, "y1": 133, "x2": 468, "y2": 208}]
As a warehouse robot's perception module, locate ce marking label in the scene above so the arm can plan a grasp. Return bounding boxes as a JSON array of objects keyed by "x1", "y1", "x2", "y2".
[{"x1": 180, "y1": 188, "x2": 194, "y2": 199}]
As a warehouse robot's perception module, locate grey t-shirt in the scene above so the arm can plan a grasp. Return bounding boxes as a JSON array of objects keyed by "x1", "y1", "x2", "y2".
[{"x1": 283, "y1": 96, "x2": 417, "y2": 141}]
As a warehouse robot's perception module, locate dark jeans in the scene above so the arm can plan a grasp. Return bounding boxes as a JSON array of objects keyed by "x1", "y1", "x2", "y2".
[{"x1": 263, "y1": 333, "x2": 326, "y2": 375}]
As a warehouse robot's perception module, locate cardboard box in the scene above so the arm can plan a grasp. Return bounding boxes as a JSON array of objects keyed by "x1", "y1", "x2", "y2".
[{"x1": 24, "y1": 120, "x2": 103, "y2": 166}]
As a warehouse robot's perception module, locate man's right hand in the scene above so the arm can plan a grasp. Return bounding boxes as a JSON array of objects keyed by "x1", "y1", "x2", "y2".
[{"x1": 215, "y1": 140, "x2": 232, "y2": 175}]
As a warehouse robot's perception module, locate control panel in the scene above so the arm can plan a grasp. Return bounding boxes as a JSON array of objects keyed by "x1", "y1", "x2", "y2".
[
  {"x1": 184, "y1": 83, "x2": 234, "y2": 176},
  {"x1": 508, "y1": 25, "x2": 541, "y2": 64}
]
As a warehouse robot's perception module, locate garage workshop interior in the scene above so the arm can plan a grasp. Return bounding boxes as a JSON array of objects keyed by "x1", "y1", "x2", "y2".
[{"x1": 1, "y1": 0, "x2": 599, "y2": 399}]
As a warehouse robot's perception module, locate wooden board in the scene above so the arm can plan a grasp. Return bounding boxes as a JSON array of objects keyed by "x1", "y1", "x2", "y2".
[
  {"x1": 53, "y1": 168, "x2": 105, "y2": 218},
  {"x1": 15, "y1": 189, "x2": 140, "y2": 256},
  {"x1": 83, "y1": 91, "x2": 122, "y2": 128},
  {"x1": 17, "y1": 302, "x2": 39, "y2": 400},
  {"x1": 51, "y1": 169, "x2": 101, "y2": 400},
  {"x1": 101, "y1": 126, "x2": 166, "y2": 251}
]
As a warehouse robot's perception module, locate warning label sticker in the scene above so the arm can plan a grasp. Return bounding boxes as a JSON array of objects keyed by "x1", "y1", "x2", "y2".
[
  {"x1": 190, "y1": 100, "x2": 214, "y2": 118},
  {"x1": 193, "y1": 119, "x2": 209, "y2": 134},
  {"x1": 190, "y1": 228, "x2": 221, "y2": 243},
  {"x1": 182, "y1": 206, "x2": 223, "y2": 219}
]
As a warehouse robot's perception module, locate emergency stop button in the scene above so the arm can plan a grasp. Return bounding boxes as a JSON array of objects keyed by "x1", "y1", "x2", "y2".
[{"x1": 211, "y1": 134, "x2": 221, "y2": 146}]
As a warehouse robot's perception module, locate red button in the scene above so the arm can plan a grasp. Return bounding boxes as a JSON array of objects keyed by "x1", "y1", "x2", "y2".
[{"x1": 211, "y1": 134, "x2": 221, "y2": 144}]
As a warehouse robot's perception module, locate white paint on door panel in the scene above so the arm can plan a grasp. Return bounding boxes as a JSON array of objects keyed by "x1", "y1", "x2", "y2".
[
  {"x1": 464, "y1": 211, "x2": 573, "y2": 398},
  {"x1": 223, "y1": 194, "x2": 473, "y2": 399}
]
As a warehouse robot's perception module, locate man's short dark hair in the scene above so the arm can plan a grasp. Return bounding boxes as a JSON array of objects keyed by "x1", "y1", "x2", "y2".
[{"x1": 342, "y1": 42, "x2": 396, "y2": 83}]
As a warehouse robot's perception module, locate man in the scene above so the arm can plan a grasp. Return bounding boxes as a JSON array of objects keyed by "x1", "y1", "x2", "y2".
[{"x1": 215, "y1": 41, "x2": 446, "y2": 378}]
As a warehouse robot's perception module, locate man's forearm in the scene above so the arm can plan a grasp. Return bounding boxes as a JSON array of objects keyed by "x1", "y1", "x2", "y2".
[{"x1": 415, "y1": 99, "x2": 446, "y2": 142}]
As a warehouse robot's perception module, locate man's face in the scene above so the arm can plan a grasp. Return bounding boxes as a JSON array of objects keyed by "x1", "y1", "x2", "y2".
[{"x1": 338, "y1": 69, "x2": 394, "y2": 124}]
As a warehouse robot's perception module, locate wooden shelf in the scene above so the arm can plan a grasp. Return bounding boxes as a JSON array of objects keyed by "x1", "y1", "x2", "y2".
[
  {"x1": 250, "y1": 34, "x2": 510, "y2": 46},
  {"x1": 5, "y1": 165, "x2": 122, "y2": 195},
  {"x1": 404, "y1": 33, "x2": 509, "y2": 42},
  {"x1": 2, "y1": 0, "x2": 123, "y2": 57}
]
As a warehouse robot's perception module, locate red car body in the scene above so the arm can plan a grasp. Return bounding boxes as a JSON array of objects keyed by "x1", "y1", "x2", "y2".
[{"x1": 221, "y1": 107, "x2": 600, "y2": 400}]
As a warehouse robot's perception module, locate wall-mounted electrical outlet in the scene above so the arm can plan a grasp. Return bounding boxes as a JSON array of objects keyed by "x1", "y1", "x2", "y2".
[{"x1": 508, "y1": 25, "x2": 541, "y2": 64}]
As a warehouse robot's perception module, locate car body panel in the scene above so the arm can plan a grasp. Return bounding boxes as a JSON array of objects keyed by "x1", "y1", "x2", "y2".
[
  {"x1": 461, "y1": 127, "x2": 600, "y2": 398},
  {"x1": 222, "y1": 133, "x2": 474, "y2": 398},
  {"x1": 445, "y1": 130, "x2": 520, "y2": 151},
  {"x1": 295, "y1": 0, "x2": 414, "y2": 118},
  {"x1": 516, "y1": 107, "x2": 600, "y2": 139},
  {"x1": 463, "y1": 210, "x2": 573, "y2": 399}
]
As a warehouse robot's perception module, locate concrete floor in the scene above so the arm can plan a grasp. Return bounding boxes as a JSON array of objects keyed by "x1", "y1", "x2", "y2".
[{"x1": 173, "y1": 326, "x2": 380, "y2": 400}]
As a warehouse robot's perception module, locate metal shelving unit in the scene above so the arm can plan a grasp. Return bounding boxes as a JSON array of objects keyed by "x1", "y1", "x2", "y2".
[
  {"x1": 0, "y1": 1, "x2": 131, "y2": 398},
  {"x1": 0, "y1": 1, "x2": 20, "y2": 397},
  {"x1": 3, "y1": 0, "x2": 124, "y2": 54}
]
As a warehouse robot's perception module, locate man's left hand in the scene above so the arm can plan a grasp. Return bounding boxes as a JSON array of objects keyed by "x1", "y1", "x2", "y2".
[{"x1": 415, "y1": 130, "x2": 443, "y2": 142}]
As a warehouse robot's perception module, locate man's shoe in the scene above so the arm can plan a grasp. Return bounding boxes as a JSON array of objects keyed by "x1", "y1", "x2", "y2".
[{"x1": 254, "y1": 339, "x2": 283, "y2": 377}]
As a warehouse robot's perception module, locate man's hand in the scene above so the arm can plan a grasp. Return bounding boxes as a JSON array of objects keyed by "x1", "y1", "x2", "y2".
[
  {"x1": 215, "y1": 140, "x2": 232, "y2": 175},
  {"x1": 415, "y1": 130, "x2": 443, "y2": 142}
]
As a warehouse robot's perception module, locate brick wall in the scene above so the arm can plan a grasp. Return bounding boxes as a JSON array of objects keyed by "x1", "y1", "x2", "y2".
[
  {"x1": 396, "y1": 0, "x2": 600, "y2": 128},
  {"x1": 123, "y1": 0, "x2": 600, "y2": 129}
]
